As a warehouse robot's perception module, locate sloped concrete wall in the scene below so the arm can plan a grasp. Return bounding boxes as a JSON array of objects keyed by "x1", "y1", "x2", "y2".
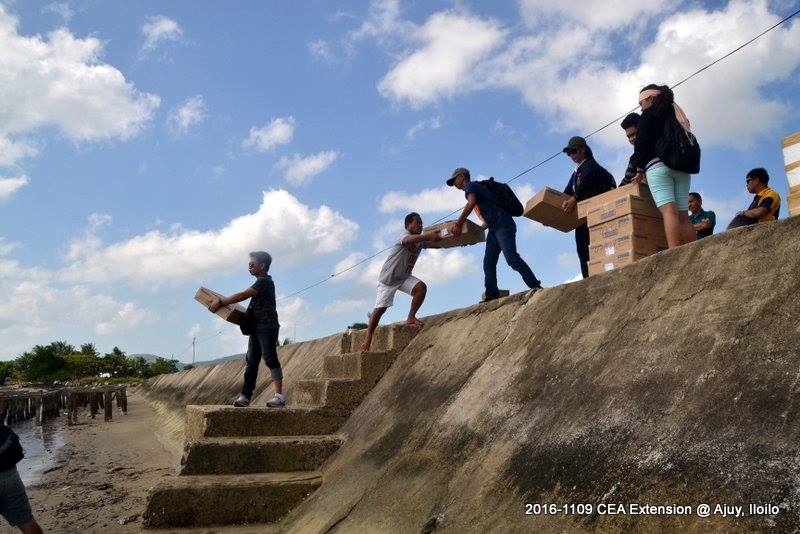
[
  {"x1": 140, "y1": 332, "x2": 343, "y2": 454},
  {"x1": 278, "y1": 217, "x2": 800, "y2": 533}
]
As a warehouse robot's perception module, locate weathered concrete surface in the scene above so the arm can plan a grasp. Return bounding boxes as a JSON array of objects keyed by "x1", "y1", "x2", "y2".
[
  {"x1": 143, "y1": 471, "x2": 322, "y2": 528},
  {"x1": 274, "y1": 218, "x2": 800, "y2": 533},
  {"x1": 139, "y1": 217, "x2": 800, "y2": 532},
  {"x1": 180, "y1": 435, "x2": 345, "y2": 475}
]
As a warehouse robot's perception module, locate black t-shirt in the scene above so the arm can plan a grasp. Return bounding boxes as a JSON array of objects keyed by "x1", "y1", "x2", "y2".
[
  {"x1": 250, "y1": 275, "x2": 279, "y2": 329},
  {"x1": 564, "y1": 158, "x2": 616, "y2": 202}
]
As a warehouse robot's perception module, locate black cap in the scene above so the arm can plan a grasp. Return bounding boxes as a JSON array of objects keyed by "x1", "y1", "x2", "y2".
[{"x1": 562, "y1": 136, "x2": 586, "y2": 153}]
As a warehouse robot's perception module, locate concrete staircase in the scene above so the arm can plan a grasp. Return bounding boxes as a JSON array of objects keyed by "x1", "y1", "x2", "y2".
[{"x1": 143, "y1": 323, "x2": 418, "y2": 529}]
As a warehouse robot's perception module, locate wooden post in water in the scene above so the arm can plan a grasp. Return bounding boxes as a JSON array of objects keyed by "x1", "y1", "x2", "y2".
[
  {"x1": 104, "y1": 390, "x2": 112, "y2": 422},
  {"x1": 90, "y1": 391, "x2": 99, "y2": 419}
]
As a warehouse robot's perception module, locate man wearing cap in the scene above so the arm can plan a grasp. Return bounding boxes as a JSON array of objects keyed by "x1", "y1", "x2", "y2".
[
  {"x1": 447, "y1": 167, "x2": 542, "y2": 302},
  {"x1": 561, "y1": 136, "x2": 616, "y2": 278}
]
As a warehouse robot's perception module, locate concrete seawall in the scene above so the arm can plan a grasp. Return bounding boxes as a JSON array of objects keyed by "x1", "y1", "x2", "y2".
[{"x1": 142, "y1": 216, "x2": 800, "y2": 531}]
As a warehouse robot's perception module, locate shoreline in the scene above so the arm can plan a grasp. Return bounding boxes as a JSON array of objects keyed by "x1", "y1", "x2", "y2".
[{"x1": 2, "y1": 392, "x2": 178, "y2": 533}]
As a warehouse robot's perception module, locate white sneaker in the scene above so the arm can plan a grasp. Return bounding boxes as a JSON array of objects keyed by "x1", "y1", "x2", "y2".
[
  {"x1": 233, "y1": 394, "x2": 250, "y2": 407},
  {"x1": 266, "y1": 394, "x2": 285, "y2": 408}
]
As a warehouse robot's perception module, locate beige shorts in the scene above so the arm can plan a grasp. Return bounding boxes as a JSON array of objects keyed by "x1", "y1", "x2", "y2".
[{"x1": 375, "y1": 276, "x2": 421, "y2": 309}]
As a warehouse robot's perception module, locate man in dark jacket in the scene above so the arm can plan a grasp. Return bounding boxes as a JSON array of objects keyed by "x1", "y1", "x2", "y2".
[
  {"x1": 619, "y1": 113, "x2": 640, "y2": 186},
  {"x1": 561, "y1": 136, "x2": 616, "y2": 278}
]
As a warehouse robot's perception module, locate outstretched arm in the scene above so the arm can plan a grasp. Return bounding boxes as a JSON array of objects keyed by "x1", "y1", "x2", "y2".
[
  {"x1": 209, "y1": 287, "x2": 257, "y2": 312},
  {"x1": 451, "y1": 193, "x2": 477, "y2": 235},
  {"x1": 402, "y1": 231, "x2": 441, "y2": 246}
]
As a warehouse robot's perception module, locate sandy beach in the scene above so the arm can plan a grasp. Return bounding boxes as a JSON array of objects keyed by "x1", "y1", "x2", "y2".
[{"x1": 3, "y1": 391, "x2": 176, "y2": 534}]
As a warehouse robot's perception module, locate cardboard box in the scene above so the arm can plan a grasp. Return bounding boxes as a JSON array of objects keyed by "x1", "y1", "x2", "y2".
[
  {"x1": 195, "y1": 287, "x2": 246, "y2": 325},
  {"x1": 788, "y1": 190, "x2": 800, "y2": 217},
  {"x1": 585, "y1": 195, "x2": 661, "y2": 227},
  {"x1": 589, "y1": 232, "x2": 667, "y2": 260},
  {"x1": 423, "y1": 219, "x2": 485, "y2": 249},
  {"x1": 577, "y1": 182, "x2": 653, "y2": 219},
  {"x1": 588, "y1": 249, "x2": 651, "y2": 277},
  {"x1": 588, "y1": 214, "x2": 666, "y2": 245},
  {"x1": 522, "y1": 187, "x2": 583, "y2": 232}
]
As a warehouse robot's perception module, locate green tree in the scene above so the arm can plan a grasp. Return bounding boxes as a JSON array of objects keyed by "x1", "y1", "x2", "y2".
[
  {"x1": 0, "y1": 361, "x2": 15, "y2": 385},
  {"x1": 101, "y1": 346, "x2": 130, "y2": 377},
  {"x1": 64, "y1": 352, "x2": 101, "y2": 378},
  {"x1": 80, "y1": 343, "x2": 99, "y2": 357},
  {"x1": 148, "y1": 357, "x2": 180, "y2": 376},
  {"x1": 128, "y1": 356, "x2": 150, "y2": 378},
  {"x1": 15, "y1": 342, "x2": 72, "y2": 382}
]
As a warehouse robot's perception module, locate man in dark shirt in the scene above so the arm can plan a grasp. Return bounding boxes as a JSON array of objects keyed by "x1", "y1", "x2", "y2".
[
  {"x1": 209, "y1": 251, "x2": 283, "y2": 407},
  {"x1": 447, "y1": 167, "x2": 541, "y2": 301},
  {"x1": 688, "y1": 192, "x2": 715, "y2": 238},
  {"x1": 561, "y1": 137, "x2": 616, "y2": 278},
  {"x1": 619, "y1": 113, "x2": 640, "y2": 186}
]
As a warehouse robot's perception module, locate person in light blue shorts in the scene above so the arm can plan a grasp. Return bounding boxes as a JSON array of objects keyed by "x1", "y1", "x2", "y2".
[{"x1": 631, "y1": 84, "x2": 697, "y2": 248}]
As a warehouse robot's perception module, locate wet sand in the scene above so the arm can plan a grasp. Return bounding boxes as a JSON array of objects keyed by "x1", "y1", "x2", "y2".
[{"x1": 3, "y1": 392, "x2": 177, "y2": 533}]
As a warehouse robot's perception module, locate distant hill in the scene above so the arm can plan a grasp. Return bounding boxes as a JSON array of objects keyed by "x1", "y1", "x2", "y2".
[{"x1": 129, "y1": 353, "x2": 187, "y2": 370}]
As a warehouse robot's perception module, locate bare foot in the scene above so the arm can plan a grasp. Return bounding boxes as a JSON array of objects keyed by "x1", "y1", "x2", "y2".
[
  {"x1": 407, "y1": 318, "x2": 424, "y2": 328},
  {"x1": 359, "y1": 340, "x2": 371, "y2": 353}
]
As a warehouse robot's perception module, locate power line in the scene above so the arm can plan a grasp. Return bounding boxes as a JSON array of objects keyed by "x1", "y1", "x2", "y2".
[{"x1": 276, "y1": 6, "x2": 800, "y2": 302}]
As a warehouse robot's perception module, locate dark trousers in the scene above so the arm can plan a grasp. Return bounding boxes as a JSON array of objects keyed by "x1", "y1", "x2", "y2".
[
  {"x1": 484, "y1": 218, "x2": 540, "y2": 298},
  {"x1": 575, "y1": 223, "x2": 590, "y2": 279},
  {"x1": 727, "y1": 214, "x2": 758, "y2": 230},
  {"x1": 241, "y1": 327, "x2": 282, "y2": 399}
]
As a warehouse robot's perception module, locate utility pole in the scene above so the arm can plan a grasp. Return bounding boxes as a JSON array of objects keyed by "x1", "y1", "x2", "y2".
[{"x1": 192, "y1": 337, "x2": 196, "y2": 365}]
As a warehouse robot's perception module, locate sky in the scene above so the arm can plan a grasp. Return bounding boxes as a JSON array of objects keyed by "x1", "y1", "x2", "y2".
[{"x1": 1, "y1": 0, "x2": 799, "y2": 362}]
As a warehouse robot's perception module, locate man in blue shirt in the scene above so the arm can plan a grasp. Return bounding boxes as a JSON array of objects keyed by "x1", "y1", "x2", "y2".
[{"x1": 447, "y1": 167, "x2": 542, "y2": 302}]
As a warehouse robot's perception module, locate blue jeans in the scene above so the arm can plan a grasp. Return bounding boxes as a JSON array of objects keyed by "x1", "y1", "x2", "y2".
[
  {"x1": 484, "y1": 218, "x2": 540, "y2": 298},
  {"x1": 241, "y1": 327, "x2": 282, "y2": 399}
]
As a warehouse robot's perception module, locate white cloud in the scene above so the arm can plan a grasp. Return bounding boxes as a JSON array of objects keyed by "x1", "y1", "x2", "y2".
[
  {"x1": 187, "y1": 324, "x2": 201, "y2": 340},
  {"x1": 242, "y1": 117, "x2": 296, "y2": 152},
  {"x1": 95, "y1": 302, "x2": 154, "y2": 336},
  {"x1": 348, "y1": 0, "x2": 414, "y2": 46},
  {"x1": 323, "y1": 299, "x2": 368, "y2": 315},
  {"x1": 406, "y1": 116, "x2": 441, "y2": 140},
  {"x1": 41, "y1": 2, "x2": 74, "y2": 22},
  {"x1": 278, "y1": 297, "x2": 309, "y2": 328},
  {"x1": 563, "y1": 272, "x2": 583, "y2": 284},
  {"x1": 0, "y1": 175, "x2": 28, "y2": 200},
  {"x1": 379, "y1": 185, "x2": 463, "y2": 214},
  {"x1": 275, "y1": 151, "x2": 339, "y2": 186},
  {"x1": 0, "y1": 256, "x2": 156, "y2": 353},
  {"x1": 141, "y1": 15, "x2": 183, "y2": 54},
  {"x1": 0, "y1": 5, "x2": 159, "y2": 164},
  {"x1": 518, "y1": 0, "x2": 671, "y2": 30},
  {"x1": 309, "y1": 39, "x2": 334, "y2": 63},
  {"x1": 59, "y1": 190, "x2": 359, "y2": 286},
  {"x1": 331, "y1": 252, "x2": 369, "y2": 283},
  {"x1": 168, "y1": 95, "x2": 207, "y2": 135},
  {"x1": 557, "y1": 252, "x2": 578, "y2": 268},
  {"x1": 0, "y1": 238, "x2": 17, "y2": 256},
  {"x1": 378, "y1": 11, "x2": 506, "y2": 107},
  {"x1": 371, "y1": 0, "x2": 800, "y2": 150}
]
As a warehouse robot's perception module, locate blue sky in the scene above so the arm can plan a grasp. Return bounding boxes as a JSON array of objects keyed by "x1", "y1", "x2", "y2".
[{"x1": 1, "y1": 0, "x2": 799, "y2": 361}]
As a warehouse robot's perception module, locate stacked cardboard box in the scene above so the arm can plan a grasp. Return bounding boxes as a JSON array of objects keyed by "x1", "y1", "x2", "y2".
[
  {"x1": 577, "y1": 183, "x2": 667, "y2": 276},
  {"x1": 423, "y1": 219, "x2": 486, "y2": 249},
  {"x1": 784, "y1": 132, "x2": 800, "y2": 217}
]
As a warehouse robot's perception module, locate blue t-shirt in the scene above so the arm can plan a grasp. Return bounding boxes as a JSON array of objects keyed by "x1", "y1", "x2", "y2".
[{"x1": 464, "y1": 181, "x2": 509, "y2": 228}]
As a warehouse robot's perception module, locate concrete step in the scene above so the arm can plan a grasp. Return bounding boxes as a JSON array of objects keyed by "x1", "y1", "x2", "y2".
[
  {"x1": 322, "y1": 350, "x2": 397, "y2": 380},
  {"x1": 292, "y1": 377, "x2": 383, "y2": 410},
  {"x1": 343, "y1": 323, "x2": 419, "y2": 354},
  {"x1": 143, "y1": 471, "x2": 322, "y2": 528},
  {"x1": 185, "y1": 405, "x2": 349, "y2": 442},
  {"x1": 180, "y1": 434, "x2": 345, "y2": 475}
]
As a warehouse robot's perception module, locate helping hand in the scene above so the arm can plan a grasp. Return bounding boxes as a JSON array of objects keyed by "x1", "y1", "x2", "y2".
[
  {"x1": 450, "y1": 223, "x2": 463, "y2": 236},
  {"x1": 208, "y1": 297, "x2": 223, "y2": 313}
]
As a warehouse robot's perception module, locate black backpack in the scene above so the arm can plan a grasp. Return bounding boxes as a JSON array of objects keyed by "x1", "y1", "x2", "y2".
[
  {"x1": 0, "y1": 425, "x2": 24, "y2": 471},
  {"x1": 656, "y1": 113, "x2": 701, "y2": 174},
  {"x1": 477, "y1": 177, "x2": 524, "y2": 217}
]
